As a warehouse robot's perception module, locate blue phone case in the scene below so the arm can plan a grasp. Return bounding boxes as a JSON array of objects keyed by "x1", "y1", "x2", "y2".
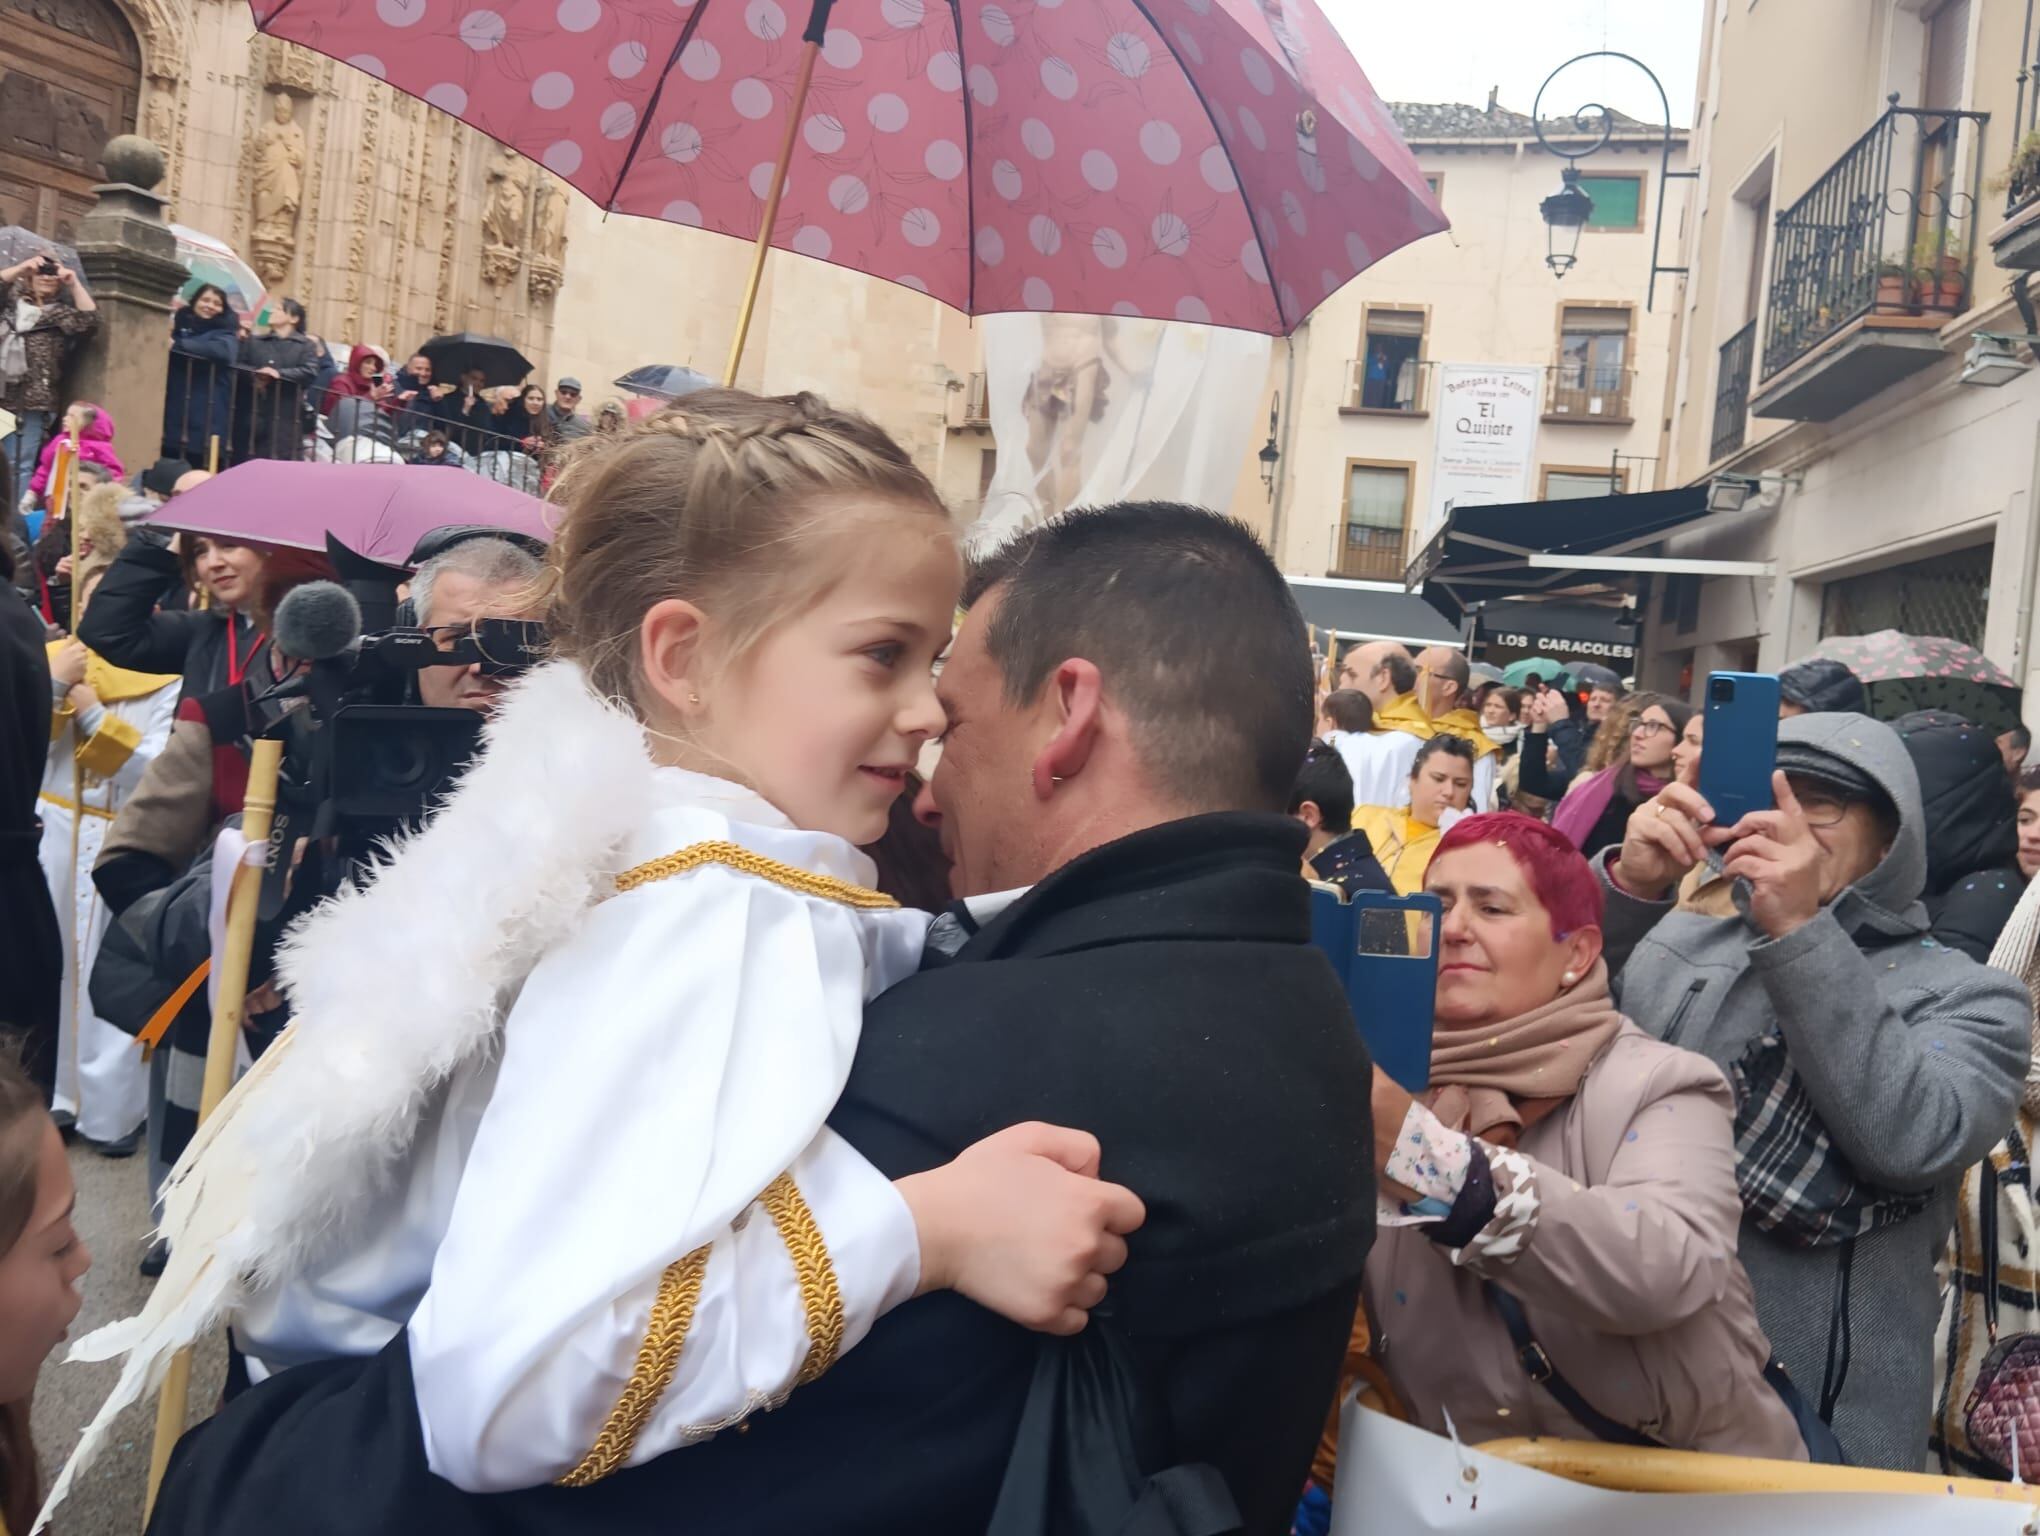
[
  {"x1": 1308, "y1": 885, "x2": 1439, "y2": 1092},
  {"x1": 1697, "y1": 671, "x2": 1780, "y2": 827}
]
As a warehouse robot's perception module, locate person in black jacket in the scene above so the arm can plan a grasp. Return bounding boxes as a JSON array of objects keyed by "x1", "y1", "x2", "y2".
[
  {"x1": 1292, "y1": 740, "x2": 1393, "y2": 896},
  {"x1": 146, "y1": 503, "x2": 1376, "y2": 1536},
  {"x1": 234, "y1": 299, "x2": 324, "y2": 462},
  {"x1": 161, "y1": 286, "x2": 238, "y2": 469},
  {"x1": 76, "y1": 522, "x2": 266, "y2": 706},
  {"x1": 0, "y1": 536, "x2": 60, "y2": 1093},
  {"x1": 1896, "y1": 709, "x2": 2025, "y2": 963}
]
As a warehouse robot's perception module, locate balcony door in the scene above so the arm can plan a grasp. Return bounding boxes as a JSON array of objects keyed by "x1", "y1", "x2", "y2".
[{"x1": 1338, "y1": 460, "x2": 1412, "y2": 581}]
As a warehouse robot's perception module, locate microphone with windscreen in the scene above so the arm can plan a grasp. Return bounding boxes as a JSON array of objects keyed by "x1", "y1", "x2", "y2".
[{"x1": 271, "y1": 581, "x2": 364, "y2": 664}]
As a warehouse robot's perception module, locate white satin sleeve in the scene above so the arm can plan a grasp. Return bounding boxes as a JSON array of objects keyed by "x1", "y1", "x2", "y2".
[
  {"x1": 1473, "y1": 752, "x2": 1497, "y2": 813},
  {"x1": 407, "y1": 858, "x2": 928, "y2": 1493}
]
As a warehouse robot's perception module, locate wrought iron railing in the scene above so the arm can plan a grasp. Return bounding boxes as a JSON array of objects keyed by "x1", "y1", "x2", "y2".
[
  {"x1": 1543, "y1": 363, "x2": 1633, "y2": 421},
  {"x1": 1711, "y1": 319, "x2": 1756, "y2": 462},
  {"x1": 1343, "y1": 356, "x2": 1432, "y2": 413},
  {"x1": 160, "y1": 354, "x2": 553, "y2": 491},
  {"x1": 2009, "y1": 0, "x2": 2040, "y2": 219},
  {"x1": 1760, "y1": 97, "x2": 1988, "y2": 381},
  {"x1": 1332, "y1": 524, "x2": 1407, "y2": 581}
]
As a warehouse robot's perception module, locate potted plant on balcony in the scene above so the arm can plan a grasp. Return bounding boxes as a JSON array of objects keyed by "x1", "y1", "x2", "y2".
[
  {"x1": 1989, "y1": 132, "x2": 2040, "y2": 270},
  {"x1": 1874, "y1": 260, "x2": 1914, "y2": 312},
  {"x1": 1915, "y1": 233, "x2": 1969, "y2": 312}
]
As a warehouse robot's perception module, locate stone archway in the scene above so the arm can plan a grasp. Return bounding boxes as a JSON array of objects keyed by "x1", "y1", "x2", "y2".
[{"x1": 0, "y1": 0, "x2": 143, "y2": 244}]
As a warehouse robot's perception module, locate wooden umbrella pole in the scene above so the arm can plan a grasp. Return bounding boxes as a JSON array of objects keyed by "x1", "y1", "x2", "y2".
[
  {"x1": 142, "y1": 736, "x2": 284, "y2": 1518},
  {"x1": 722, "y1": 25, "x2": 826, "y2": 386}
]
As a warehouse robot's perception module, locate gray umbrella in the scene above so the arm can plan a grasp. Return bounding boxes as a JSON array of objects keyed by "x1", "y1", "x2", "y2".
[{"x1": 0, "y1": 227, "x2": 82, "y2": 277}]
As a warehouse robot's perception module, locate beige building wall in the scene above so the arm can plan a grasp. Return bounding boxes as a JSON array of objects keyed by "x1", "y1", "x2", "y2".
[
  {"x1": 1656, "y1": 0, "x2": 2040, "y2": 709},
  {"x1": 1262, "y1": 128, "x2": 1686, "y2": 582}
]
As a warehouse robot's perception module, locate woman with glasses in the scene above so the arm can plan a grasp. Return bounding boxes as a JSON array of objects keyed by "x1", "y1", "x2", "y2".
[
  {"x1": 1538, "y1": 693, "x2": 1693, "y2": 858},
  {"x1": 1599, "y1": 712, "x2": 2029, "y2": 1469}
]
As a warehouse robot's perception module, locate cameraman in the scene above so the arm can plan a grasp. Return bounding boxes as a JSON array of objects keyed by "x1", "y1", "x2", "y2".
[
  {"x1": 407, "y1": 537, "x2": 544, "y2": 714},
  {"x1": 0, "y1": 256, "x2": 99, "y2": 508}
]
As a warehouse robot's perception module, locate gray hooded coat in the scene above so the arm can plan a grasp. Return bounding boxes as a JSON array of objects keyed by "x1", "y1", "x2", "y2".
[{"x1": 1594, "y1": 712, "x2": 2030, "y2": 1469}]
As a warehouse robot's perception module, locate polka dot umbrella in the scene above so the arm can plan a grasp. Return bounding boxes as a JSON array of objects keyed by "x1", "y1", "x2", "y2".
[
  {"x1": 247, "y1": 0, "x2": 1447, "y2": 380},
  {"x1": 1807, "y1": 629, "x2": 2022, "y2": 732}
]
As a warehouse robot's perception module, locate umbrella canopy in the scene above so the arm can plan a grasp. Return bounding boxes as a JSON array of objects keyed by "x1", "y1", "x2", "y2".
[
  {"x1": 250, "y1": 0, "x2": 1445, "y2": 336},
  {"x1": 143, "y1": 460, "x2": 553, "y2": 566},
  {"x1": 1501, "y1": 656, "x2": 1574, "y2": 690},
  {"x1": 615, "y1": 364, "x2": 716, "y2": 402},
  {"x1": 1809, "y1": 629, "x2": 2020, "y2": 732},
  {"x1": 417, "y1": 332, "x2": 536, "y2": 389},
  {"x1": 0, "y1": 227, "x2": 80, "y2": 275},
  {"x1": 169, "y1": 224, "x2": 267, "y2": 316},
  {"x1": 1570, "y1": 662, "x2": 1625, "y2": 693},
  {"x1": 1468, "y1": 661, "x2": 1506, "y2": 688}
]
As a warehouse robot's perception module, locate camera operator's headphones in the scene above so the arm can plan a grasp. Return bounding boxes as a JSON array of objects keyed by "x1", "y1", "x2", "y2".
[{"x1": 395, "y1": 524, "x2": 549, "y2": 627}]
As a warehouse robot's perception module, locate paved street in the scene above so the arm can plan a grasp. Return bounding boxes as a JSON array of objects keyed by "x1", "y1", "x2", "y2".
[{"x1": 32, "y1": 1142, "x2": 225, "y2": 1536}]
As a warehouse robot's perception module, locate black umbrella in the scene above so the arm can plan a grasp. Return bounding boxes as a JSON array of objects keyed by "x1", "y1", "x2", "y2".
[
  {"x1": 614, "y1": 364, "x2": 715, "y2": 403},
  {"x1": 416, "y1": 332, "x2": 534, "y2": 390}
]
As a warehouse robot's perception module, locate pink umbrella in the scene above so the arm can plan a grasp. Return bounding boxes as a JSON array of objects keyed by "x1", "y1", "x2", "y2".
[
  {"x1": 144, "y1": 460, "x2": 554, "y2": 565},
  {"x1": 250, "y1": 0, "x2": 1445, "y2": 376}
]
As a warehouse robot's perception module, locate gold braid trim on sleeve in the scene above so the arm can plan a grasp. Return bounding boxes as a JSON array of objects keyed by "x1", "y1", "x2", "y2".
[
  {"x1": 759, "y1": 1173, "x2": 846, "y2": 1386},
  {"x1": 556, "y1": 1245, "x2": 712, "y2": 1487},
  {"x1": 615, "y1": 840, "x2": 899, "y2": 909}
]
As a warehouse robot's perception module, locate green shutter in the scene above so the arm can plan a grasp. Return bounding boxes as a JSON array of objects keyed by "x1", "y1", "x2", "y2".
[{"x1": 1579, "y1": 175, "x2": 1641, "y2": 229}]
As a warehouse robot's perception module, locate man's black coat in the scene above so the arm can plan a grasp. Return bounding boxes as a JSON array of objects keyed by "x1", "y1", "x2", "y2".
[{"x1": 149, "y1": 813, "x2": 1376, "y2": 1536}]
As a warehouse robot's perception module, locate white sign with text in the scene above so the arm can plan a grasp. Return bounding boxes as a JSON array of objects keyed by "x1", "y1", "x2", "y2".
[{"x1": 1426, "y1": 364, "x2": 1544, "y2": 541}]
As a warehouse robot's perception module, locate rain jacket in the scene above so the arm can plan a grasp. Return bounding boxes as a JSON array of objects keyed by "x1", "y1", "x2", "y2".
[
  {"x1": 1595, "y1": 711, "x2": 2030, "y2": 1469},
  {"x1": 1895, "y1": 709, "x2": 2026, "y2": 963},
  {"x1": 28, "y1": 404, "x2": 124, "y2": 497},
  {"x1": 162, "y1": 305, "x2": 239, "y2": 468},
  {"x1": 320, "y1": 344, "x2": 386, "y2": 418}
]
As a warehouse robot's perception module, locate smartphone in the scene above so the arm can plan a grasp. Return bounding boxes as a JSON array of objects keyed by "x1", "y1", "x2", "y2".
[
  {"x1": 1697, "y1": 670, "x2": 1780, "y2": 827},
  {"x1": 1307, "y1": 885, "x2": 1439, "y2": 1092}
]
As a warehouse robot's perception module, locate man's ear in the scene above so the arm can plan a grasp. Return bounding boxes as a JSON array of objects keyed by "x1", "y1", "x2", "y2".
[
  {"x1": 1031, "y1": 658, "x2": 1104, "y2": 799},
  {"x1": 1296, "y1": 800, "x2": 1324, "y2": 833}
]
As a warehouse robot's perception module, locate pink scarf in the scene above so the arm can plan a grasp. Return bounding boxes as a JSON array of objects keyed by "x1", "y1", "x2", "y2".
[
  {"x1": 1422, "y1": 961, "x2": 1627, "y2": 1145},
  {"x1": 1551, "y1": 765, "x2": 1666, "y2": 851}
]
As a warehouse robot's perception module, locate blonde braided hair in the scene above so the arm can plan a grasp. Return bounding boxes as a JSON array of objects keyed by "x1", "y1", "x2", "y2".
[{"x1": 541, "y1": 389, "x2": 950, "y2": 712}]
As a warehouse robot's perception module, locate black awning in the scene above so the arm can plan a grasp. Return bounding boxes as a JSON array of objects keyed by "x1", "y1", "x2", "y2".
[
  {"x1": 1287, "y1": 578, "x2": 1463, "y2": 647},
  {"x1": 1408, "y1": 486, "x2": 1710, "y2": 624},
  {"x1": 1475, "y1": 599, "x2": 1640, "y2": 655}
]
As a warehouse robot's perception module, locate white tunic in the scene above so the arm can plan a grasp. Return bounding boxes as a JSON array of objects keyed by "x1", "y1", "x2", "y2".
[
  {"x1": 235, "y1": 767, "x2": 933, "y2": 1492},
  {"x1": 1326, "y1": 728, "x2": 1497, "y2": 813},
  {"x1": 38, "y1": 666, "x2": 177, "y2": 1143}
]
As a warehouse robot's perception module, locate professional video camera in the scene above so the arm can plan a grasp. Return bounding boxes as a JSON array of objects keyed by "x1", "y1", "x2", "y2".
[{"x1": 250, "y1": 527, "x2": 545, "y2": 915}]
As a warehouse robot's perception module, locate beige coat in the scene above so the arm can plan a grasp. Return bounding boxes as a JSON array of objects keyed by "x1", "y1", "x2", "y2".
[{"x1": 1366, "y1": 1023, "x2": 1807, "y2": 1460}]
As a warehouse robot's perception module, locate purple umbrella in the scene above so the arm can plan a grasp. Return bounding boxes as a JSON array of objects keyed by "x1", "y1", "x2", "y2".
[{"x1": 144, "y1": 460, "x2": 553, "y2": 566}]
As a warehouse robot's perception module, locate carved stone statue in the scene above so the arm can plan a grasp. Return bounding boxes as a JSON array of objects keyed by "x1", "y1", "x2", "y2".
[
  {"x1": 481, "y1": 147, "x2": 527, "y2": 286},
  {"x1": 249, "y1": 91, "x2": 305, "y2": 285},
  {"x1": 527, "y1": 175, "x2": 568, "y2": 299}
]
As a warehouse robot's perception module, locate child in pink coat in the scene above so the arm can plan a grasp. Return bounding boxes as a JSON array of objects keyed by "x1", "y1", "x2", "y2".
[{"x1": 28, "y1": 402, "x2": 124, "y2": 503}]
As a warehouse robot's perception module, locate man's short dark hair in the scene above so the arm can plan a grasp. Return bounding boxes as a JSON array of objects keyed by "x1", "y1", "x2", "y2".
[
  {"x1": 964, "y1": 504, "x2": 1313, "y2": 813},
  {"x1": 1382, "y1": 651, "x2": 1417, "y2": 695},
  {"x1": 1287, "y1": 743, "x2": 1354, "y2": 833},
  {"x1": 2008, "y1": 724, "x2": 2033, "y2": 751},
  {"x1": 1430, "y1": 649, "x2": 1470, "y2": 692},
  {"x1": 1322, "y1": 689, "x2": 1373, "y2": 733}
]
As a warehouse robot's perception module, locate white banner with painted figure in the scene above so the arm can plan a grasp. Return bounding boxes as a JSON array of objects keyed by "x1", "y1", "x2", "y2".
[
  {"x1": 1335, "y1": 1402, "x2": 2038, "y2": 1535},
  {"x1": 967, "y1": 312, "x2": 1271, "y2": 557},
  {"x1": 1426, "y1": 364, "x2": 1544, "y2": 542}
]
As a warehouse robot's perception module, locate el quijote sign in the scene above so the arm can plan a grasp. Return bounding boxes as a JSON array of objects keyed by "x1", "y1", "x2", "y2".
[{"x1": 1426, "y1": 365, "x2": 1543, "y2": 539}]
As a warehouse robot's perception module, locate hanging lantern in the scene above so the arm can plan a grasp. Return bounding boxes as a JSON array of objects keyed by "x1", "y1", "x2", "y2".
[{"x1": 1541, "y1": 166, "x2": 1595, "y2": 278}]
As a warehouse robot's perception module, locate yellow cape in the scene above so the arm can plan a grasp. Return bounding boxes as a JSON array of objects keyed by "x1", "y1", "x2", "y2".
[{"x1": 1371, "y1": 692, "x2": 1502, "y2": 760}]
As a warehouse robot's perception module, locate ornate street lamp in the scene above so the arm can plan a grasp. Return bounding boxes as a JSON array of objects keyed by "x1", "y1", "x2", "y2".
[
  {"x1": 1540, "y1": 167, "x2": 1594, "y2": 278},
  {"x1": 1258, "y1": 394, "x2": 1281, "y2": 500},
  {"x1": 1532, "y1": 51, "x2": 1697, "y2": 308}
]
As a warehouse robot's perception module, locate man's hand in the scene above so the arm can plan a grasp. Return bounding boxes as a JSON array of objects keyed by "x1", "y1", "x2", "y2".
[
  {"x1": 1713, "y1": 771, "x2": 1825, "y2": 939},
  {"x1": 1528, "y1": 690, "x2": 1569, "y2": 729},
  {"x1": 1611, "y1": 782, "x2": 1715, "y2": 900},
  {"x1": 897, "y1": 1122, "x2": 1146, "y2": 1335},
  {"x1": 67, "y1": 682, "x2": 99, "y2": 714},
  {"x1": 256, "y1": 365, "x2": 281, "y2": 380},
  {"x1": 50, "y1": 639, "x2": 88, "y2": 688}
]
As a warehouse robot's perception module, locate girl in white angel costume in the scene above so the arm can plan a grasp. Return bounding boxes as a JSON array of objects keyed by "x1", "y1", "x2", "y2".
[{"x1": 42, "y1": 390, "x2": 1142, "y2": 1520}]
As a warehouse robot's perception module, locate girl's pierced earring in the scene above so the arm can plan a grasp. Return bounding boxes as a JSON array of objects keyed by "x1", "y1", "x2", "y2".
[
  {"x1": 688, "y1": 692, "x2": 701, "y2": 706},
  {"x1": 1561, "y1": 970, "x2": 1578, "y2": 988}
]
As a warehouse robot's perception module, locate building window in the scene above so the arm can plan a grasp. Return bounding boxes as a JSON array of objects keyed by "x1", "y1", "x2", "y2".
[
  {"x1": 1577, "y1": 173, "x2": 1643, "y2": 231},
  {"x1": 1551, "y1": 304, "x2": 1632, "y2": 418},
  {"x1": 1820, "y1": 542, "x2": 1991, "y2": 651},
  {"x1": 1540, "y1": 465, "x2": 1627, "y2": 500},
  {"x1": 1338, "y1": 460, "x2": 1413, "y2": 580},
  {"x1": 1923, "y1": 0, "x2": 1970, "y2": 110},
  {"x1": 1350, "y1": 306, "x2": 1426, "y2": 412}
]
